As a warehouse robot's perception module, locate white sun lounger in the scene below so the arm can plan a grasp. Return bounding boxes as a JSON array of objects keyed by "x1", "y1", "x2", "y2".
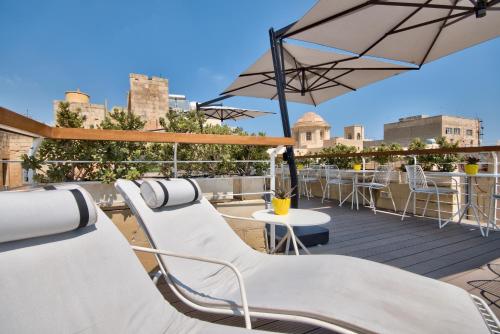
[
  {"x1": 115, "y1": 178, "x2": 500, "y2": 334},
  {"x1": 0, "y1": 187, "x2": 269, "y2": 333}
]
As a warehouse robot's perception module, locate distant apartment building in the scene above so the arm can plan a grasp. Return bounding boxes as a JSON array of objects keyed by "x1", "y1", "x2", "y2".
[
  {"x1": 382, "y1": 115, "x2": 480, "y2": 147},
  {"x1": 292, "y1": 112, "x2": 365, "y2": 155}
]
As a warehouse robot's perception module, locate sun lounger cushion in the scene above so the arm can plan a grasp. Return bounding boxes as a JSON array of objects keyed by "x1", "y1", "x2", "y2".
[
  {"x1": 141, "y1": 178, "x2": 202, "y2": 208},
  {"x1": 0, "y1": 187, "x2": 268, "y2": 334},
  {"x1": 0, "y1": 188, "x2": 97, "y2": 243}
]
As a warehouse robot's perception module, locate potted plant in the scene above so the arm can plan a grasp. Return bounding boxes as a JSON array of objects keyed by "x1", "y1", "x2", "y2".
[
  {"x1": 272, "y1": 186, "x2": 296, "y2": 215},
  {"x1": 352, "y1": 157, "x2": 362, "y2": 171},
  {"x1": 464, "y1": 156, "x2": 480, "y2": 175}
]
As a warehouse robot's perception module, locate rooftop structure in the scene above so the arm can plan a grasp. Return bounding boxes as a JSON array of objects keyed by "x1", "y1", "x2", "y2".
[{"x1": 383, "y1": 115, "x2": 481, "y2": 147}]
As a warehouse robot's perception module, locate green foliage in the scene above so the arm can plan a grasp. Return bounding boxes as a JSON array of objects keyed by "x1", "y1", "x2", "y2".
[
  {"x1": 404, "y1": 137, "x2": 459, "y2": 172},
  {"x1": 465, "y1": 156, "x2": 480, "y2": 165},
  {"x1": 159, "y1": 108, "x2": 268, "y2": 177},
  {"x1": 23, "y1": 104, "x2": 270, "y2": 183},
  {"x1": 319, "y1": 144, "x2": 357, "y2": 169},
  {"x1": 95, "y1": 108, "x2": 151, "y2": 182},
  {"x1": 364, "y1": 143, "x2": 403, "y2": 165}
]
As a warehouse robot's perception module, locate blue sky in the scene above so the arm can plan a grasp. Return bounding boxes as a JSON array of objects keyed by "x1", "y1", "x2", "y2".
[{"x1": 1, "y1": 0, "x2": 499, "y2": 144}]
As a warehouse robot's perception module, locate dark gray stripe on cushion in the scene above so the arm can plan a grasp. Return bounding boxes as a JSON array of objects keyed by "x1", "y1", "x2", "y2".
[
  {"x1": 184, "y1": 178, "x2": 199, "y2": 202},
  {"x1": 132, "y1": 180, "x2": 141, "y2": 188},
  {"x1": 156, "y1": 181, "x2": 169, "y2": 207},
  {"x1": 69, "y1": 189, "x2": 90, "y2": 228},
  {"x1": 43, "y1": 185, "x2": 57, "y2": 190}
]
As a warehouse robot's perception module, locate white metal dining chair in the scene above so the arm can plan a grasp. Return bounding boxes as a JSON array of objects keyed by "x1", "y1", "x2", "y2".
[
  {"x1": 402, "y1": 165, "x2": 459, "y2": 228},
  {"x1": 299, "y1": 165, "x2": 323, "y2": 200},
  {"x1": 322, "y1": 165, "x2": 351, "y2": 204},
  {"x1": 487, "y1": 182, "x2": 499, "y2": 237},
  {"x1": 355, "y1": 165, "x2": 396, "y2": 213}
]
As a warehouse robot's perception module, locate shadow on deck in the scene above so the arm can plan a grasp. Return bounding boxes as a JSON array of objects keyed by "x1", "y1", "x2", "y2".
[{"x1": 158, "y1": 197, "x2": 500, "y2": 333}]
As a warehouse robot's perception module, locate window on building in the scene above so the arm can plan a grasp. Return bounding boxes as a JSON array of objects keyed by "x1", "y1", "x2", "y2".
[
  {"x1": 320, "y1": 130, "x2": 324, "y2": 140},
  {"x1": 356, "y1": 133, "x2": 361, "y2": 140},
  {"x1": 466, "y1": 129, "x2": 473, "y2": 136},
  {"x1": 445, "y1": 127, "x2": 453, "y2": 134},
  {"x1": 347, "y1": 133, "x2": 352, "y2": 139},
  {"x1": 454, "y1": 128, "x2": 460, "y2": 135},
  {"x1": 306, "y1": 132, "x2": 312, "y2": 141},
  {"x1": 470, "y1": 140, "x2": 474, "y2": 146}
]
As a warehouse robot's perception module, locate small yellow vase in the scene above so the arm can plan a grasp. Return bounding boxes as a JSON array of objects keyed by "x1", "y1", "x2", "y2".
[
  {"x1": 272, "y1": 197, "x2": 291, "y2": 215},
  {"x1": 353, "y1": 164, "x2": 362, "y2": 171},
  {"x1": 464, "y1": 164, "x2": 479, "y2": 175}
]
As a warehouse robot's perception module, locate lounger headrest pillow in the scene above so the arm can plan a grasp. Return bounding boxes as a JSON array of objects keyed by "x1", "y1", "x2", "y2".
[
  {"x1": 140, "y1": 178, "x2": 202, "y2": 209},
  {"x1": 0, "y1": 188, "x2": 98, "y2": 243}
]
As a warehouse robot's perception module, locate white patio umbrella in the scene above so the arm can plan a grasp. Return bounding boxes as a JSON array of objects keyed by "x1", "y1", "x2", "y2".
[
  {"x1": 221, "y1": 43, "x2": 414, "y2": 106},
  {"x1": 281, "y1": 0, "x2": 500, "y2": 66},
  {"x1": 198, "y1": 105, "x2": 274, "y2": 122}
]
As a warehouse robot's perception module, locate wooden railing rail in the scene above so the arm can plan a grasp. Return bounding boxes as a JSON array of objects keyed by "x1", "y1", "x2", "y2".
[
  {"x1": 296, "y1": 146, "x2": 500, "y2": 160},
  {"x1": 0, "y1": 107, "x2": 294, "y2": 146}
]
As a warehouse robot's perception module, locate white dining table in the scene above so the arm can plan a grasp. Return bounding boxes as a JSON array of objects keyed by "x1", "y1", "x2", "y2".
[
  {"x1": 427, "y1": 172, "x2": 500, "y2": 236},
  {"x1": 338, "y1": 169, "x2": 372, "y2": 210}
]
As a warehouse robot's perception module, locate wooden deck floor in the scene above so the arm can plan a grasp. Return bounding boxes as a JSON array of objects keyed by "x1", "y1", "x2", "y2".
[{"x1": 158, "y1": 197, "x2": 500, "y2": 333}]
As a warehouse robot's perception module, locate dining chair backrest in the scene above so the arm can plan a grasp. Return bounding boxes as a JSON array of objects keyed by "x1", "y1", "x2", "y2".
[
  {"x1": 405, "y1": 165, "x2": 428, "y2": 191},
  {"x1": 373, "y1": 165, "x2": 393, "y2": 186},
  {"x1": 324, "y1": 165, "x2": 341, "y2": 182}
]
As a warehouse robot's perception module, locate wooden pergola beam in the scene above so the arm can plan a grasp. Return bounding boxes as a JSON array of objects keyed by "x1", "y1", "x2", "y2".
[{"x1": 0, "y1": 107, "x2": 294, "y2": 146}]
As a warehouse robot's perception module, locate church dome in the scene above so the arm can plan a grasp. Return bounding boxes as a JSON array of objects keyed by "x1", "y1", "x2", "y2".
[{"x1": 293, "y1": 112, "x2": 330, "y2": 129}]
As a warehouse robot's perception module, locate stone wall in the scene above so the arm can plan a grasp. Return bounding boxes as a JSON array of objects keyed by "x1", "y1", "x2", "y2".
[
  {"x1": 128, "y1": 73, "x2": 169, "y2": 131},
  {"x1": 0, "y1": 131, "x2": 33, "y2": 188},
  {"x1": 53, "y1": 100, "x2": 107, "y2": 129}
]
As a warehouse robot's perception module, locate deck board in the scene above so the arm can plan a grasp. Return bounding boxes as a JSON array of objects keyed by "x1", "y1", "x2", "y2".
[{"x1": 156, "y1": 197, "x2": 500, "y2": 333}]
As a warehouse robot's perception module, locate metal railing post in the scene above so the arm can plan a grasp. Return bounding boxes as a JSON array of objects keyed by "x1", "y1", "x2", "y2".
[
  {"x1": 362, "y1": 157, "x2": 366, "y2": 171},
  {"x1": 173, "y1": 143, "x2": 178, "y2": 178},
  {"x1": 270, "y1": 147, "x2": 277, "y2": 195},
  {"x1": 492, "y1": 151, "x2": 498, "y2": 225}
]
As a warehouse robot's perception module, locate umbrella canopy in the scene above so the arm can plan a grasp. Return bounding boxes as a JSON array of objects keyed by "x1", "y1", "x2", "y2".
[
  {"x1": 199, "y1": 105, "x2": 274, "y2": 121},
  {"x1": 281, "y1": 0, "x2": 500, "y2": 66},
  {"x1": 221, "y1": 43, "x2": 413, "y2": 106}
]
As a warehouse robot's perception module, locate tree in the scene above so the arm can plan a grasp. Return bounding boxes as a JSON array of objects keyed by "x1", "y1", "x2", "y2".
[
  {"x1": 158, "y1": 108, "x2": 269, "y2": 177},
  {"x1": 23, "y1": 102, "x2": 100, "y2": 182},
  {"x1": 319, "y1": 144, "x2": 357, "y2": 169},
  {"x1": 96, "y1": 108, "x2": 152, "y2": 182},
  {"x1": 363, "y1": 143, "x2": 403, "y2": 165}
]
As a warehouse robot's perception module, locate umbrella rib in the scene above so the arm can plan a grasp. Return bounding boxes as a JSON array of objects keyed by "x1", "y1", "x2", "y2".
[
  {"x1": 360, "y1": 0, "x2": 433, "y2": 57},
  {"x1": 306, "y1": 70, "x2": 356, "y2": 92},
  {"x1": 221, "y1": 75, "x2": 278, "y2": 95},
  {"x1": 390, "y1": 10, "x2": 472, "y2": 35},
  {"x1": 310, "y1": 83, "x2": 340, "y2": 92},
  {"x1": 263, "y1": 73, "x2": 301, "y2": 93},
  {"x1": 282, "y1": 0, "x2": 375, "y2": 39},
  {"x1": 307, "y1": 62, "x2": 339, "y2": 91},
  {"x1": 372, "y1": 1, "x2": 473, "y2": 11},
  {"x1": 308, "y1": 69, "x2": 354, "y2": 91},
  {"x1": 419, "y1": 0, "x2": 459, "y2": 66}
]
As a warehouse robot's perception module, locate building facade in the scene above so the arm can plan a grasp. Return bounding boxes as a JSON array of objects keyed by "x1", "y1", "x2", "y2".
[
  {"x1": 53, "y1": 90, "x2": 106, "y2": 128},
  {"x1": 383, "y1": 115, "x2": 480, "y2": 147},
  {"x1": 53, "y1": 73, "x2": 170, "y2": 130},
  {"x1": 0, "y1": 131, "x2": 33, "y2": 189},
  {"x1": 292, "y1": 112, "x2": 365, "y2": 155},
  {"x1": 127, "y1": 73, "x2": 169, "y2": 130}
]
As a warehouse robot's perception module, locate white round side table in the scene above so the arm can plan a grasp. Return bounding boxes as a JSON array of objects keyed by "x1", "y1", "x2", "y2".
[{"x1": 252, "y1": 208, "x2": 331, "y2": 255}]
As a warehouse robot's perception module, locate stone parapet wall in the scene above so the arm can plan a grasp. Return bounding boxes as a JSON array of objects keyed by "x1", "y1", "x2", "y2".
[{"x1": 0, "y1": 131, "x2": 33, "y2": 188}]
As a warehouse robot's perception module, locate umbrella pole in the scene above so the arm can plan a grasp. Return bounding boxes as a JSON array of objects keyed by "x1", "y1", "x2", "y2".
[{"x1": 269, "y1": 28, "x2": 299, "y2": 208}]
